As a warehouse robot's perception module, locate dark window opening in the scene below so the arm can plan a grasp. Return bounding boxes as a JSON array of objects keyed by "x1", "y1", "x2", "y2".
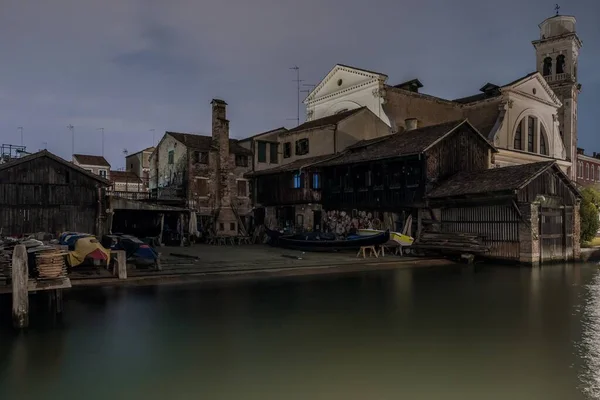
[
  {"x1": 295, "y1": 139, "x2": 309, "y2": 156},
  {"x1": 230, "y1": 222, "x2": 236, "y2": 231},
  {"x1": 556, "y1": 54, "x2": 566, "y2": 74},
  {"x1": 514, "y1": 122, "x2": 522, "y2": 150},
  {"x1": 168, "y1": 150, "x2": 175, "y2": 165},
  {"x1": 540, "y1": 125, "x2": 548, "y2": 155},
  {"x1": 292, "y1": 173, "x2": 303, "y2": 189},
  {"x1": 237, "y1": 180, "x2": 248, "y2": 197},
  {"x1": 193, "y1": 151, "x2": 209, "y2": 164},
  {"x1": 130, "y1": 163, "x2": 133, "y2": 169},
  {"x1": 219, "y1": 223, "x2": 224, "y2": 231},
  {"x1": 235, "y1": 155, "x2": 248, "y2": 167},
  {"x1": 257, "y1": 142, "x2": 267, "y2": 163},
  {"x1": 197, "y1": 178, "x2": 208, "y2": 196},
  {"x1": 527, "y1": 116, "x2": 535, "y2": 152},
  {"x1": 543, "y1": 57, "x2": 553, "y2": 76},
  {"x1": 406, "y1": 165, "x2": 421, "y2": 187},
  {"x1": 269, "y1": 143, "x2": 278, "y2": 164},
  {"x1": 283, "y1": 142, "x2": 292, "y2": 158}
]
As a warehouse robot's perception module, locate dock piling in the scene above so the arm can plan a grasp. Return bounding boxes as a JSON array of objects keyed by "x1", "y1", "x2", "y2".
[{"x1": 11, "y1": 244, "x2": 29, "y2": 329}]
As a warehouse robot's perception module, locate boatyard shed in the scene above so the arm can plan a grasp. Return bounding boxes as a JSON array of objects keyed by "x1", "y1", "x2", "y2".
[
  {"x1": 0, "y1": 150, "x2": 110, "y2": 236},
  {"x1": 425, "y1": 161, "x2": 581, "y2": 265}
]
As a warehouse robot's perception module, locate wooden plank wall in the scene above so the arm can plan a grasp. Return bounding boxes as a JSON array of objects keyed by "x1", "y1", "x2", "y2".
[
  {"x1": 440, "y1": 204, "x2": 520, "y2": 261},
  {"x1": 0, "y1": 157, "x2": 102, "y2": 236}
]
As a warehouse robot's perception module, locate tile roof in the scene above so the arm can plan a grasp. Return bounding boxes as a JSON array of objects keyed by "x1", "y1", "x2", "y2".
[
  {"x1": 452, "y1": 72, "x2": 539, "y2": 104},
  {"x1": 314, "y1": 120, "x2": 470, "y2": 167},
  {"x1": 248, "y1": 154, "x2": 338, "y2": 176},
  {"x1": 284, "y1": 108, "x2": 365, "y2": 134},
  {"x1": 238, "y1": 127, "x2": 288, "y2": 141},
  {"x1": 0, "y1": 150, "x2": 110, "y2": 185},
  {"x1": 73, "y1": 154, "x2": 111, "y2": 167},
  {"x1": 427, "y1": 161, "x2": 556, "y2": 198},
  {"x1": 110, "y1": 170, "x2": 142, "y2": 183},
  {"x1": 126, "y1": 146, "x2": 155, "y2": 158},
  {"x1": 167, "y1": 132, "x2": 252, "y2": 155}
]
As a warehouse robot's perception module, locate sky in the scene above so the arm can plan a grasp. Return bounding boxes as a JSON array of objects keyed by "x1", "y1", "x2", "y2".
[{"x1": 0, "y1": 0, "x2": 598, "y2": 169}]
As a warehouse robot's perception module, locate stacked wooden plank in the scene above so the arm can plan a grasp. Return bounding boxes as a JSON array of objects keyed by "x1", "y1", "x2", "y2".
[
  {"x1": 35, "y1": 249, "x2": 68, "y2": 280},
  {"x1": 412, "y1": 231, "x2": 489, "y2": 254}
]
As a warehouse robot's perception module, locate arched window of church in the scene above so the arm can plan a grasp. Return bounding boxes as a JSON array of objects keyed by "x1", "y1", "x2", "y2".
[
  {"x1": 556, "y1": 55, "x2": 566, "y2": 74},
  {"x1": 514, "y1": 122, "x2": 522, "y2": 150},
  {"x1": 586, "y1": 163, "x2": 589, "y2": 180},
  {"x1": 527, "y1": 117, "x2": 535, "y2": 152},
  {"x1": 543, "y1": 57, "x2": 553, "y2": 76},
  {"x1": 540, "y1": 124, "x2": 548, "y2": 155}
]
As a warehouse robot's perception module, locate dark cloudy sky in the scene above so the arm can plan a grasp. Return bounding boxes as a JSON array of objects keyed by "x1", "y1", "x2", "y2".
[{"x1": 1, "y1": 0, "x2": 598, "y2": 168}]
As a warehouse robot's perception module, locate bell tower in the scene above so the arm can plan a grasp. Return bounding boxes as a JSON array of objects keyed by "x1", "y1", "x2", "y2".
[{"x1": 532, "y1": 11, "x2": 582, "y2": 180}]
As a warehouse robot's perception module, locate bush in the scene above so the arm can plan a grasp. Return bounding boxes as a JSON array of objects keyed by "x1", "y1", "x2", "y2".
[{"x1": 580, "y1": 188, "x2": 600, "y2": 243}]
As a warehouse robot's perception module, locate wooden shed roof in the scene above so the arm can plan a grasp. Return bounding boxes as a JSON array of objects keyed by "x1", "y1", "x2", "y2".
[
  {"x1": 0, "y1": 150, "x2": 110, "y2": 185},
  {"x1": 427, "y1": 161, "x2": 580, "y2": 199}
]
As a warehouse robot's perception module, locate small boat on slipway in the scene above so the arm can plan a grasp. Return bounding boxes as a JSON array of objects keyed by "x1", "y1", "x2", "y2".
[
  {"x1": 357, "y1": 229, "x2": 414, "y2": 247},
  {"x1": 265, "y1": 228, "x2": 390, "y2": 252}
]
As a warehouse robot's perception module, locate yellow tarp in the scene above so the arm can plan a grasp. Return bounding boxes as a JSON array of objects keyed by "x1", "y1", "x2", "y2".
[{"x1": 67, "y1": 236, "x2": 111, "y2": 267}]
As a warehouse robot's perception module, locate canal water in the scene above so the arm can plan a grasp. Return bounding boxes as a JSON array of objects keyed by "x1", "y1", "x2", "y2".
[{"x1": 0, "y1": 263, "x2": 599, "y2": 399}]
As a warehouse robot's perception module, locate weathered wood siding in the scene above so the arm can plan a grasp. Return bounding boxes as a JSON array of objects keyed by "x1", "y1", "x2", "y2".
[
  {"x1": 440, "y1": 204, "x2": 520, "y2": 261},
  {"x1": 517, "y1": 169, "x2": 577, "y2": 205},
  {"x1": 425, "y1": 125, "x2": 491, "y2": 185},
  {"x1": 255, "y1": 171, "x2": 322, "y2": 206},
  {"x1": 0, "y1": 157, "x2": 103, "y2": 235}
]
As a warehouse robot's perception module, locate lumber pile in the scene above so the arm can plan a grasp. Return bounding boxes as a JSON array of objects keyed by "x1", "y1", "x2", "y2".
[
  {"x1": 412, "y1": 231, "x2": 489, "y2": 254},
  {"x1": 35, "y1": 249, "x2": 68, "y2": 280}
]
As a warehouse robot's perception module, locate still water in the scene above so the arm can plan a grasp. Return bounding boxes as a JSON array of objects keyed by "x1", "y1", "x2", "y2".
[{"x1": 1, "y1": 264, "x2": 600, "y2": 400}]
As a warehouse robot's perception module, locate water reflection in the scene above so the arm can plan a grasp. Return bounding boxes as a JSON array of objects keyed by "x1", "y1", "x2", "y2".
[{"x1": 578, "y1": 270, "x2": 600, "y2": 399}]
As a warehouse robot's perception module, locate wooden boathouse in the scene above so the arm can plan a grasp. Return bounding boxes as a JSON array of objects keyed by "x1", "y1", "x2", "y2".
[
  {"x1": 425, "y1": 161, "x2": 581, "y2": 264},
  {"x1": 0, "y1": 150, "x2": 110, "y2": 236}
]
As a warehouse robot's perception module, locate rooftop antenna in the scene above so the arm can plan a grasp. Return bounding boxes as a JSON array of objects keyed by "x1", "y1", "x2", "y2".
[
  {"x1": 123, "y1": 148, "x2": 129, "y2": 157},
  {"x1": 555, "y1": 3, "x2": 560, "y2": 15},
  {"x1": 97, "y1": 128, "x2": 105, "y2": 156},
  {"x1": 289, "y1": 66, "x2": 303, "y2": 127},
  {"x1": 67, "y1": 124, "x2": 74, "y2": 159},
  {"x1": 17, "y1": 127, "x2": 23, "y2": 146},
  {"x1": 42, "y1": 142, "x2": 47, "y2": 150}
]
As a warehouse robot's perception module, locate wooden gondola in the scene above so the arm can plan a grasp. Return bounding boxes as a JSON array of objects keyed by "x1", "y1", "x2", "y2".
[{"x1": 275, "y1": 230, "x2": 390, "y2": 252}]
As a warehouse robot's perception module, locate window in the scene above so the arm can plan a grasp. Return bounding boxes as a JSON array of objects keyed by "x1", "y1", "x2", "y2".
[
  {"x1": 168, "y1": 150, "x2": 174, "y2": 164},
  {"x1": 556, "y1": 54, "x2": 566, "y2": 74},
  {"x1": 292, "y1": 173, "x2": 303, "y2": 189},
  {"x1": 283, "y1": 142, "x2": 292, "y2": 158},
  {"x1": 219, "y1": 223, "x2": 224, "y2": 231},
  {"x1": 257, "y1": 142, "x2": 267, "y2": 163},
  {"x1": 578, "y1": 162, "x2": 583, "y2": 178},
  {"x1": 311, "y1": 173, "x2": 321, "y2": 189},
  {"x1": 197, "y1": 178, "x2": 208, "y2": 197},
  {"x1": 193, "y1": 151, "x2": 209, "y2": 164},
  {"x1": 99, "y1": 169, "x2": 107, "y2": 178},
  {"x1": 269, "y1": 143, "x2": 278, "y2": 164},
  {"x1": 230, "y1": 222, "x2": 236, "y2": 231},
  {"x1": 540, "y1": 125, "x2": 548, "y2": 155},
  {"x1": 130, "y1": 163, "x2": 133, "y2": 169},
  {"x1": 237, "y1": 180, "x2": 248, "y2": 197},
  {"x1": 295, "y1": 138, "x2": 309, "y2": 156},
  {"x1": 514, "y1": 122, "x2": 522, "y2": 150},
  {"x1": 527, "y1": 117, "x2": 535, "y2": 153},
  {"x1": 235, "y1": 155, "x2": 248, "y2": 167},
  {"x1": 543, "y1": 57, "x2": 552, "y2": 76}
]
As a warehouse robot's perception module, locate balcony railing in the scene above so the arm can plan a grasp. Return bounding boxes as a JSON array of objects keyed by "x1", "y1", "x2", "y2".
[{"x1": 543, "y1": 73, "x2": 574, "y2": 83}]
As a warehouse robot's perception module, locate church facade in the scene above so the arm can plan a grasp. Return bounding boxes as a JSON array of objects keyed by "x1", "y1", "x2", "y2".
[{"x1": 303, "y1": 14, "x2": 582, "y2": 180}]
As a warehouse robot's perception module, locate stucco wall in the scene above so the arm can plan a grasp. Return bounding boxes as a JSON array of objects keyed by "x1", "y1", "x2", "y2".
[
  {"x1": 150, "y1": 134, "x2": 187, "y2": 189},
  {"x1": 336, "y1": 109, "x2": 391, "y2": 151}
]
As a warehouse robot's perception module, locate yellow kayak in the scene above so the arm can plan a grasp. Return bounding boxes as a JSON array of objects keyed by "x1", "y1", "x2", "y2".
[{"x1": 357, "y1": 229, "x2": 414, "y2": 246}]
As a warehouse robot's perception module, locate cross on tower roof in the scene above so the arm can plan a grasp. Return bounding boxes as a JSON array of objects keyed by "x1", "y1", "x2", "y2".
[{"x1": 555, "y1": 3, "x2": 560, "y2": 15}]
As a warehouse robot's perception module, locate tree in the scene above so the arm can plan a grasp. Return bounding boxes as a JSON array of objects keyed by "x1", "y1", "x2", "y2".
[{"x1": 580, "y1": 187, "x2": 600, "y2": 243}]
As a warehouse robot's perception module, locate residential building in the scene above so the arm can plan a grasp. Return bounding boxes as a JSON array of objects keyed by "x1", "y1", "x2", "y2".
[
  {"x1": 109, "y1": 170, "x2": 144, "y2": 193},
  {"x1": 0, "y1": 150, "x2": 109, "y2": 236},
  {"x1": 303, "y1": 14, "x2": 581, "y2": 179},
  {"x1": 149, "y1": 99, "x2": 253, "y2": 235},
  {"x1": 576, "y1": 148, "x2": 600, "y2": 189},
  {"x1": 72, "y1": 154, "x2": 111, "y2": 180},
  {"x1": 125, "y1": 146, "x2": 154, "y2": 190}
]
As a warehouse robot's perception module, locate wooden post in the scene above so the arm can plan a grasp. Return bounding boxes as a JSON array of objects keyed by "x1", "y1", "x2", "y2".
[
  {"x1": 12, "y1": 245, "x2": 29, "y2": 329},
  {"x1": 116, "y1": 250, "x2": 127, "y2": 280},
  {"x1": 179, "y1": 213, "x2": 184, "y2": 247},
  {"x1": 158, "y1": 213, "x2": 165, "y2": 246}
]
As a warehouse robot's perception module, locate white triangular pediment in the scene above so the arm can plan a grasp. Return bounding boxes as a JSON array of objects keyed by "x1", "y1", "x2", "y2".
[
  {"x1": 505, "y1": 73, "x2": 562, "y2": 108},
  {"x1": 304, "y1": 64, "x2": 386, "y2": 104}
]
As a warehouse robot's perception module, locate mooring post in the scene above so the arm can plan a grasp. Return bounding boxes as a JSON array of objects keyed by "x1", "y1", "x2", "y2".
[
  {"x1": 116, "y1": 250, "x2": 127, "y2": 280},
  {"x1": 12, "y1": 244, "x2": 29, "y2": 329},
  {"x1": 158, "y1": 213, "x2": 165, "y2": 246}
]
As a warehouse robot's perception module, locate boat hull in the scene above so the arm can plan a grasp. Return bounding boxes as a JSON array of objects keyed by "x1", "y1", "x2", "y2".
[
  {"x1": 275, "y1": 230, "x2": 390, "y2": 252},
  {"x1": 357, "y1": 229, "x2": 413, "y2": 246}
]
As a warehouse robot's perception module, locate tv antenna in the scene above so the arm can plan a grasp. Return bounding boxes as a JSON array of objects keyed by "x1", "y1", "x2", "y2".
[
  {"x1": 555, "y1": 3, "x2": 560, "y2": 15},
  {"x1": 289, "y1": 66, "x2": 303, "y2": 127},
  {"x1": 97, "y1": 128, "x2": 105, "y2": 156},
  {"x1": 123, "y1": 148, "x2": 129, "y2": 156},
  {"x1": 67, "y1": 125, "x2": 74, "y2": 158},
  {"x1": 17, "y1": 127, "x2": 23, "y2": 146}
]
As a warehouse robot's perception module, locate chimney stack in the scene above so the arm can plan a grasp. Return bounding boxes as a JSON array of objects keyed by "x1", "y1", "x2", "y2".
[
  {"x1": 405, "y1": 118, "x2": 418, "y2": 131},
  {"x1": 577, "y1": 147, "x2": 585, "y2": 155},
  {"x1": 211, "y1": 98, "x2": 230, "y2": 208}
]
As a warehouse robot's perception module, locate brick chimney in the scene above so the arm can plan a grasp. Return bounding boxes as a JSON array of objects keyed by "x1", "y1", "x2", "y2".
[{"x1": 211, "y1": 99, "x2": 236, "y2": 234}]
